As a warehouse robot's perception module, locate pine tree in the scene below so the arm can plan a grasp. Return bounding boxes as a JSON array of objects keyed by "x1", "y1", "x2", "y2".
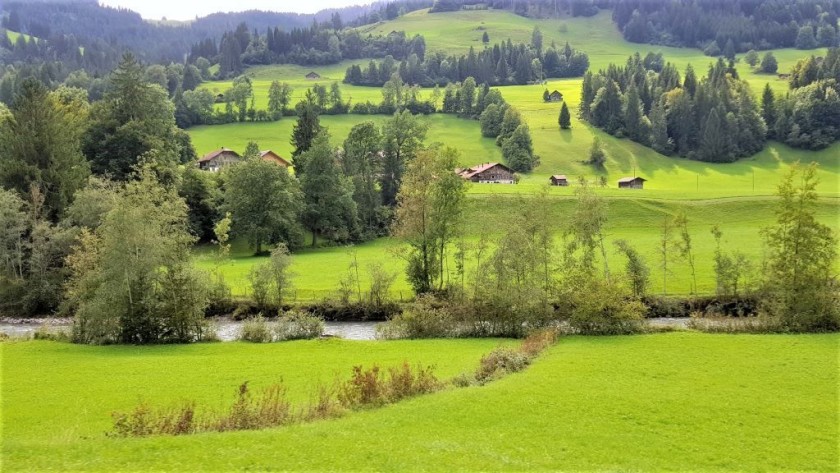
[
  {"x1": 683, "y1": 64, "x2": 697, "y2": 97},
  {"x1": 623, "y1": 85, "x2": 643, "y2": 141},
  {"x1": 761, "y1": 83, "x2": 776, "y2": 137},
  {"x1": 649, "y1": 99, "x2": 672, "y2": 155},
  {"x1": 559, "y1": 101, "x2": 571, "y2": 129},
  {"x1": 0, "y1": 79, "x2": 90, "y2": 220},
  {"x1": 700, "y1": 108, "x2": 727, "y2": 162},
  {"x1": 290, "y1": 90, "x2": 322, "y2": 169}
]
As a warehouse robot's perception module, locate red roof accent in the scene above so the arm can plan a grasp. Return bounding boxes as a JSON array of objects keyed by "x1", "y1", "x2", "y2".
[{"x1": 198, "y1": 148, "x2": 240, "y2": 163}]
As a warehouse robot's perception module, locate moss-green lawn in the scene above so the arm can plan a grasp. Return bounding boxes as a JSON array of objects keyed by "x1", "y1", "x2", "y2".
[{"x1": 3, "y1": 333, "x2": 837, "y2": 471}]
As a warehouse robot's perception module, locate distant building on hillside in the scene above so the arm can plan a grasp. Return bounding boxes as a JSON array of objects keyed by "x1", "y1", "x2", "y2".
[
  {"x1": 548, "y1": 90, "x2": 563, "y2": 102},
  {"x1": 197, "y1": 148, "x2": 241, "y2": 172},
  {"x1": 456, "y1": 162, "x2": 516, "y2": 184},
  {"x1": 305, "y1": 71, "x2": 321, "y2": 79},
  {"x1": 617, "y1": 176, "x2": 647, "y2": 189},
  {"x1": 260, "y1": 150, "x2": 291, "y2": 167},
  {"x1": 549, "y1": 174, "x2": 569, "y2": 186}
]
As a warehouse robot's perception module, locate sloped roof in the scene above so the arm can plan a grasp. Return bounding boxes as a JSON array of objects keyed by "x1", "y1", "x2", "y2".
[
  {"x1": 260, "y1": 150, "x2": 291, "y2": 167},
  {"x1": 198, "y1": 148, "x2": 240, "y2": 163},
  {"x1": 458, "y1": 162, "x2": 512, "y2": 179},
  {"x1": 551, "y1": 174, "x2": 568, "y2": 180},
  {"x1": 618, "y1": 176, "x2": 647, "y2": 183}
]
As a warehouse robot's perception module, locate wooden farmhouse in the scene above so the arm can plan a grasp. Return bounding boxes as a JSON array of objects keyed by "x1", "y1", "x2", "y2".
[
  {"x1": 260, "y1": 150, "x2": 291, "y2": 167},
  {"x1": 197, "y1": 148, "x2": 241, "y2": 172},
  {"x1": 548, "y1": 90, "x2": 563, "y2": 102},
  {"x1": 457, "y1": 162, "x2": 516, "y2": 184},
  {"x1": 549, "y1": 174, "x2": 569, "y2": 186},
  {"x1": 305, "y1": 71, "x2": 321, "y2": 79},
  {"x1": 617, "y1": 176, "x2": 647, "y2": 189}
]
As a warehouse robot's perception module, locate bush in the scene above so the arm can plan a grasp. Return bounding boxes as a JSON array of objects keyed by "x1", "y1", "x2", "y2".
[
  {"x1": 376, "y1": 297, "x2": 457, "y2": 339},
  {"x1": 475, "y1": 348, "x2": 531, "y2": 383},
  {"x1": 564, "y1": 278, "x2": 646, "y2": 335},
  {"x1": 239, "y1": 315, "x2": 274, "y2": 343},
  {"x1": 275, "y1": 311, "x2": 324, "y2": 341}
]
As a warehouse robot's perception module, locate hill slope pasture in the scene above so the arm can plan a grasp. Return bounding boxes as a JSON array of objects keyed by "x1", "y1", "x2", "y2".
[
  {"x1": 3, "y1": 333, "x2": 837, "y2": 471},
  {"x1": 188, "y1": 7, "x2": 840, "y2": 300}
]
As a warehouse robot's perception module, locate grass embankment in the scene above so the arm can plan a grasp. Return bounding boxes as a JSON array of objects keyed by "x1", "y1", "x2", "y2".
[
  {"x1": 3, "y1": 333, "x2": 837, "y2": 471},
  {"x1": 196, "y1": 195, "x2": 839, "y2": 299}
]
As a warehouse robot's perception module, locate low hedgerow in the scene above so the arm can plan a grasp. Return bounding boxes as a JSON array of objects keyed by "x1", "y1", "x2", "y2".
[
  {"x1": 458, "y1": 329, "x2": 560, "y2": 385},
  {"x1": 275, "y1": 311, "x2": 324, "y2": 341},
  {"x1": 109, "y1": 362, "x2": 441, "y2": 437}
]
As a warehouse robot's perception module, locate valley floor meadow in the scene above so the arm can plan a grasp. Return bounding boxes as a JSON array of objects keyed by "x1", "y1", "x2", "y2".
[{"x1": 2, "y1": 333, "x2": 838, "y2": 471}]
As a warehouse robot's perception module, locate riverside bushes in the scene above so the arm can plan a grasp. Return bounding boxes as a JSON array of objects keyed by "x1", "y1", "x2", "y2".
[{"x1": 238, "y1": 312, "x2": 324, "y2": 342}]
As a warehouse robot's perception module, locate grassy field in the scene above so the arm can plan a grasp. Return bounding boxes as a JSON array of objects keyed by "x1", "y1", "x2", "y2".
[
  {"x1": 192, "y1": 9, "x2": 839, "y2": 198},
  {"x1": 196, "y1": 195, "x2": 839, "y2": 299},
  {"x1": 3, "y1": 333, "x2": 837, "y2": 471},
  {"x1": 188, "y1": 7, "x2": 839, "y2": 300}
]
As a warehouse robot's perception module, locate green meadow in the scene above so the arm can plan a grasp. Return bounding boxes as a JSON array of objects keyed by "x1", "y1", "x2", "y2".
[
  {"x1": 188, "y1": 7, "x2": 840, "y2": 300},
  {"x1": 196, "y1": 196, "x2": 839, "y2": 300},
  {"x1": 3, "y1": 333, "x2": 837, "y2": 471}
]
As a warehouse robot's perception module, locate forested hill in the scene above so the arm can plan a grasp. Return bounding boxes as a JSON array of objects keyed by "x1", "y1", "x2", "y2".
[{"x1": 0, "y1": 1, "x2": 390, "y2": 66}]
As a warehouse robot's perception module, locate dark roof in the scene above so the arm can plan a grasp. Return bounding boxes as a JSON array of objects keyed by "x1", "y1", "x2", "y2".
[
  {"x1": 457, "y1": 162, "x2": 513, "y2": 179},
  {"x1": 198, "y1": 147, "x2": 240, "y2": 163},
  {"x1": 617, "y1": 176, "x2": 647, "y2": 183},
  {"x1": 305, "y1": 71, "x2": 321, "y2": 78}
]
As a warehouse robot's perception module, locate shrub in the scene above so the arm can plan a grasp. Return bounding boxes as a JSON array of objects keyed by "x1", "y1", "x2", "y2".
[
  {"x1": 275, "y1": 311, "x2": 323, "y2": 341},
  {"x1": 376, "y1": 301, "x2": 457, "y2": 339},
  {"x1": 336, "y1": 362, "x2": 440, "y2": 408},
  {"x1": 475, "y1": 348, "x2": 531, "y2": 383},
  {"x1": 239, "y1": 315, "x2": 274, "y2": 343},
  {"x1": 209, "y1": 382, "x2": 291, "y2": 432},
  {"x1": 686, "y1": 315, "x2": 784, "y2": 333},
  {"x1": 564, "y1": 278, "x2": 646, "y2": 335}
]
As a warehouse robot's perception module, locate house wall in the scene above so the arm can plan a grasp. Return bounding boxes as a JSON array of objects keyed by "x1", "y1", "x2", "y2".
[{"x1": 473, "y1": 166, "x2": 515, "y2": 184}]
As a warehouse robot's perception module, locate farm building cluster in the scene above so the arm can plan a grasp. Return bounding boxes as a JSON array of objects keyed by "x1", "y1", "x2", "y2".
[{"x1": 197, "y1": 148, "x2": 290, "y2": 172}]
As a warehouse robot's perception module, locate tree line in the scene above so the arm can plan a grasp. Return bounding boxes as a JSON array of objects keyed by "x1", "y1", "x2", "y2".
[
  {"x1": 194, "y1": 22, "x2": 428, "y2": 78},
  {"x1": 580, "y1": 53, "x2": 767, "y2": 163},
  {"x1": 765, "y1": 47, "x2": 840, "y2": 150},
  {"x1": 611, "y1": 0, "x2": 839, "y2": 54},
  {"x1": 344, "y1": 33, "x2": 589, "y2": 87}
]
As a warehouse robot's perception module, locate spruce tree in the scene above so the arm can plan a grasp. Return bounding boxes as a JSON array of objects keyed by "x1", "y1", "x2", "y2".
[
  {"x1": 290, "y1": 89, "x2": 322, "y2": 170},
  {"x1": 700, "y1": 108, "x2": 727, "y2": 162},
  {"x1": 761, "y1": 83, "x2": 776, "y2": 136},
  {"x1": 623, "y1": 85, "x2": 643, "y2": 141},
  {"x1": 559, "y1": 101, "x2": 571, "y2": 129}
]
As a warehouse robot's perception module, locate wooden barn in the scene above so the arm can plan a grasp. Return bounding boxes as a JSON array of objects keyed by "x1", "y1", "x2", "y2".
[
  {"x1": 305, "y1": 71, "x2": 321, "y2": 80},
  {"x1": 617, "y1": 176, "x2": 647, "y2": 189},
  {"x1": 457, "y1": 162, "x2": 516, "y2": 184},
  {"x1": 197, "y1": 148, "x2": 241, "y2": 172},
  {"x1": 549, "y1": 175, "x2": 569, "y2": 186},
  {"x1": 260, "y1": 150, "x2": 291, "y2": 167},
  {"x1": 548, "y1": 90, "x2": 563, "y2": 102}
]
